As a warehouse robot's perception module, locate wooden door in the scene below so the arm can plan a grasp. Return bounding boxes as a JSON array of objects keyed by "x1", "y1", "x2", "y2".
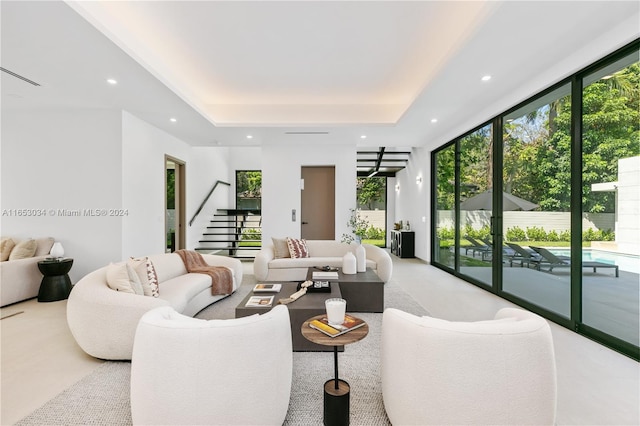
[{"x1": 301, "y1": 166, "x2": 335, "y2": 240}]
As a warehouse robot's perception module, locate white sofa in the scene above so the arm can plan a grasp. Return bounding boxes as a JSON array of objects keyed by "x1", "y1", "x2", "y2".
[
  {"x1": 67, "y1": 252, "x2": 243, "y2": 361},
  {"x1": 131, "y1": 305, "x2": 292, "y2": 426},
  {"x1": 0, "y1": 237, "x2": 55, "y2": 307},
  {"x1": 381, "y1": 307, "x2": 557, "y2": 425},
  {"x1": 254, "y1": 240, "x2": 392, "y2": 283}
]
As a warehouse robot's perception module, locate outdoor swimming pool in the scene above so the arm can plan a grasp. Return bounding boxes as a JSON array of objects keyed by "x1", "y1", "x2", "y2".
[{"x1": 550, "y1": 249, "x2": 640, "y2": 274}]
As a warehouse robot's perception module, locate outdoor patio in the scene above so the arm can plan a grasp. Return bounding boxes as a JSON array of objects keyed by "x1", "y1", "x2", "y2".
[{"x1": 459, "y1": 264, "x2": 639, "y2": 346}]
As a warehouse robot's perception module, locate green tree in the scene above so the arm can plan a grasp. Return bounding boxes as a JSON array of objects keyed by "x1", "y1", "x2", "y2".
[{"x1": 357, "y1": 177, "x2": 385, "y2": 209}]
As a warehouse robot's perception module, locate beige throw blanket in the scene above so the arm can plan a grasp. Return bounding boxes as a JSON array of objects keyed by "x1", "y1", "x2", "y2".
[{"x1": 175, "y1": 250, "x2": 233, "y2": 295}]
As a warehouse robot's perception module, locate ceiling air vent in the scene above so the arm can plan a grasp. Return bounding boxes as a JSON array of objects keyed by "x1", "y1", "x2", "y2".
[
  {"x1": 0, "y1": 67, "x2": 41, "y2": 86},
  {"x1": 284, "y1": 132, "x2": 329, "y2": 135}
]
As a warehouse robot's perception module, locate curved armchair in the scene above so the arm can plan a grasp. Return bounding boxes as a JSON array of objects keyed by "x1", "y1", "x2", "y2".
[
  {"x1": 131, "y1": 305, "x2": 293, "y2": 425},
  {"x1": 381, "y1": 308, "x2": 557, "y2": 425}
]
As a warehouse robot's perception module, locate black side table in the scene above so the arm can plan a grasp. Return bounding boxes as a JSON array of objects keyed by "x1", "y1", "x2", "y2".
[{"x1": 37, "y1": 258, "x2": 73, "y2": 302}]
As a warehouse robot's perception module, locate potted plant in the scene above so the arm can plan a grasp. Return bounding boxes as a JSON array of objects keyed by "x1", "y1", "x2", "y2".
[{"x1": 341, "y1": 208, "x2": 369, "y2": 244}]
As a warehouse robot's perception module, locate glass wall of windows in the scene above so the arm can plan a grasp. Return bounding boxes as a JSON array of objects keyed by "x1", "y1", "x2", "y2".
[{"x1": 430, "y1": 40, "x2": 639, "y2": 359}]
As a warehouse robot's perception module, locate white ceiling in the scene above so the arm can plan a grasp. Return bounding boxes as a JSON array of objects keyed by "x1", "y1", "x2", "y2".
[{"x1": 2, "y1": 1, "x2": 639, "y2": 151}]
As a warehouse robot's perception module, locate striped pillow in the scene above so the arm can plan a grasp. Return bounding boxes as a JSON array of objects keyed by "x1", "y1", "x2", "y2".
[{"x1": 286, "y1": 237, "x2": 310, "y2": 259}]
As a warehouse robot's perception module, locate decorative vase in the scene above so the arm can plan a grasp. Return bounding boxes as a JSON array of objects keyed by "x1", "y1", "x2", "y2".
[
  {"x1": 50, "y1": 242, "x2": 64, "y2": 258},
  {"x1": 355, "y1": 243, "x2": 366, "y2": 272},
  {"x1": 342, "y1": 252, "x2": 356, "y2": 274}
]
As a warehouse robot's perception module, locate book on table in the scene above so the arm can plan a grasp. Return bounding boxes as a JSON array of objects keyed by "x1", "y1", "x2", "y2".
[
  {"x1": 312, "y1": 271, "x2": 339, "y2": 280},
  {"x1": 309, "y1": 314, "x2": 365, "y2": 337},
  {"x1": 245, "y1": 295, "x2": 274, "y2": 307},
  {"x1": 253, "y1": 283, "x2": 282, "y2": 293}
]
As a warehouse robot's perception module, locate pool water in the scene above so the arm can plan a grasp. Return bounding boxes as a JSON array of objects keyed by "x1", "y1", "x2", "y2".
[{"x1": 550, "y1": 249, "x2": 639, "y2": 274}]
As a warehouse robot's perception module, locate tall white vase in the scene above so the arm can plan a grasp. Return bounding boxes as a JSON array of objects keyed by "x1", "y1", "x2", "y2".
[
  {"x1": 342, "y1": 252, "x2": 357, "y2": 274},
  {"x1": 355, "y1": 243, "x2": 366, "y2": 272}
]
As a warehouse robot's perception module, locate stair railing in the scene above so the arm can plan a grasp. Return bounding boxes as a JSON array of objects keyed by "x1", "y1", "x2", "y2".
[{"x1": 189, "y1": 180, "x2": 231, "y2": 227}]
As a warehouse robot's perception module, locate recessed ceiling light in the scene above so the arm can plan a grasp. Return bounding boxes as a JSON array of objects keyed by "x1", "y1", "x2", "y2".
[
  {"x1": 247, "y1": 135, "x2": 253, "y2": 139},
  {"x1": 481, "y1": 75, "x2": 492, "y2": 82},
  {"x1": 360, "y1": 135, "x2": 367, "y2": 139},
  {"x1": 431, "y1": 118, "x2": 438, "y2": 123},
  {"x1": 107, "y1": 78, "x2": 117, "y2": 85},
  {"x1": 170, "y1": 118, "x2": 177, "y2": 123}
]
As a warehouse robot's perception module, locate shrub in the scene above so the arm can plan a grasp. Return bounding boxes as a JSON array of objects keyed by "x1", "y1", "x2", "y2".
[
  {"x1": 437, "y1": 226, "x2": 455, "y2": 240},
  {"x1": 526, "y1": 226, "x2": 547, "y2": 241},
  {"x1": 241, "y1": 228, "x2": 261, "y2": 240},
  {"x1": 506, "y1": 226, "x2": 527, "y2": 241},
  {"x1": 546, "y1": 230, "x2": 560, "y2": 242},
  {"x1": 559, "y1": 230, "x2": 571, "y2": 241},
  {"x1": 364, "y1": 226, "x2": 385, "y2": 240}
]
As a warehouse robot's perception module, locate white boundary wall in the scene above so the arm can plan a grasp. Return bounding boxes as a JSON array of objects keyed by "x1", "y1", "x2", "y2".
[{"x1": 437, "y1": 211, "x2": 615, "y2": 234}]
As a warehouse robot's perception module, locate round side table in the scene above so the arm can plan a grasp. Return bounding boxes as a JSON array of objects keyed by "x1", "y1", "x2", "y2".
[
  {"x1": 37, "y1": 258, "x2": 73, "y2": 302},
  {"x1": 302, "y1": 314, "x2": 369, "y2": 426}
]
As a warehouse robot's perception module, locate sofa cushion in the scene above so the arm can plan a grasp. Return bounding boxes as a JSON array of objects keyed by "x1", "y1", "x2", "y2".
[
  {"x1": 8, "y1": 239, "x2": 37, "y2": 260},
  {"x1": 148, "y1": 253, "x2": 188, "y2": 282},
  {"x1": 129, "y1": 257, "x2": 160, "y2": 297},
  {"x1": 106, "y1": 263, "x2": 144, "y2": 295},
  {"x1": 34, "y1": 237, "x2": 55, "y2": 257},
  {"x1": 272, "y1": 237, "x2": 291, "y2": 259},
  {"x1": 0, "y1": 238, "x2": 15, "y2": 261},
  {"x1": 287, "y1": 238, "x2": 309, "y2": 259},
  {"x1": 159, "y1": 273, "x2": 218, "y2": 312}
]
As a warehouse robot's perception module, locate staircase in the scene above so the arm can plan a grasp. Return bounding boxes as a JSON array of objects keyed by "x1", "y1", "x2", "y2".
[{"x1": 195, "y1": 209, "x2": 262, "y2": 260}]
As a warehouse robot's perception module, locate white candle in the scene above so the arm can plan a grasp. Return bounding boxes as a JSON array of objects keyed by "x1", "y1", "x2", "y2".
[{"x1": 325, "y1": 298, "x2": 346, "y2": 326}]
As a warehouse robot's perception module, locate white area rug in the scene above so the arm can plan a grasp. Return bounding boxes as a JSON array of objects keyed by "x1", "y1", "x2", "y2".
[{"x1": 17, "y1": 275, "x2": 428, "y2": 425}]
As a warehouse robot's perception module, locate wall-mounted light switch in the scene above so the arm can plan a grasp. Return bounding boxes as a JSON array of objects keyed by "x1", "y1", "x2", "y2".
[{"x1": 292, "y1": 209, "x2": 296, "y2": 222}]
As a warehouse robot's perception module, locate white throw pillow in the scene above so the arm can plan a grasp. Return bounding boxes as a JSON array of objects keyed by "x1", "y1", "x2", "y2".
[
  {"x1": 272, "y1": 237, "x2": 291, "y2": 259},
  {"x1": 106, "y1": 263, "x2": 144, "y2": 295},
  {"x1": 128, "y1": 257, "x2": 160, "y2": 297},
  {"x1": 8, "y1": 239, "x2": 37, "y2": 260},
  {"x1": 0, "y1": 238, "x2": 15, "y2": 261}
]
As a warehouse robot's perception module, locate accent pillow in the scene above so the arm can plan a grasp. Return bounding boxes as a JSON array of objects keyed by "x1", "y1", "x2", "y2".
[
  {"x1": 272, "y1": 237, "x2": 291, "y2": 259},
  {"x1": 106, "y1": 263, "x2": 144, "y2": 295},
  {"x1": 0, "y1": 238, "x2": 15, "y2": 261},
  {"x1": 287, "y1": 237, "x2": 310, "y2": 259},
  {"x1": 8, "y1": 239, "x2": 37, "y2": 260},
  {"x1": 128, "y1": 257, "x2": 160, "y2": 297}
]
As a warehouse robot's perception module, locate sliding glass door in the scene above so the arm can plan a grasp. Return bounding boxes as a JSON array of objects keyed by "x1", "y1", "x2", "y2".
[
  {"x1": 433, "y1": 144, "x2": 455, "y2": 268},
  {"x1": 501, "y1": 84, "x2": 572, "y2": 318},
  {"x1": 580, "y1": 51, "x2": 640, "y2": 348},
  {"x1": 458, "y1": 124, "x2": 493, "y2": 287}
]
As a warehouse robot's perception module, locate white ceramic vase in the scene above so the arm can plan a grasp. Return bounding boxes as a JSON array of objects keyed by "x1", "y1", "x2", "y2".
[
  {"x1": 50, "y1": 242, "x2": 64, "y2": 258},
  {"x1": 342, "y1": 252, "x2": 356, "y2": 274},
  {"x1": 355, "y1": 243, "x2": 366, "y2": 272}
]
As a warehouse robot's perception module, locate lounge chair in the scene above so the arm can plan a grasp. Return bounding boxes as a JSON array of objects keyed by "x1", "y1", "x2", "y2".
[
  {"x1": 530, "y1": 246, "x2": 619, "y2": 277},
  {"x1": 464, "y1": 236, "x2": 491, "y2": 261},
  {"x1": 505, "y1": 243, "x2": 542, "y2": 267},
  {"x1": 481, "y1": 237, "x2": 518, "y2": 261}
]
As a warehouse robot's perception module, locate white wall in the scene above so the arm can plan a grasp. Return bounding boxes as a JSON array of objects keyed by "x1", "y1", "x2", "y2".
[
  {"x1": 261, "y1": 143, "x2": 356, "y2": 244},
  {"x1": 394, "y1": 146, "x2": 431, "y2": 261},
  {"x1": 1, "y1": 109, "x2": 123, "y2": 282},
  {"x1": 121, "y1": 111, "x2": 231, "y2": 257}
]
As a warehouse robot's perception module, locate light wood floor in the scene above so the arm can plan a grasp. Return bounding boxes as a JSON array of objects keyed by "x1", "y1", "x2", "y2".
[{"x1": 1, "y1": 257, "x2": 638, "y2": 425}]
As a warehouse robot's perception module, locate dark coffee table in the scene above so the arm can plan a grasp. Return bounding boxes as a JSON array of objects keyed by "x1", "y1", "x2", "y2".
[
  {"x1": 235, "y1": 282, "x2": 343, "y2": 352},
  {"x1": 306, "y1": 267, "x2": 384, "y2": 313}
]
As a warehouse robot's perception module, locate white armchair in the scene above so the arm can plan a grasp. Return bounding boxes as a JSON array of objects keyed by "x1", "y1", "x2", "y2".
[
  {"x1": 381, "y1": 307, "x2": 557, "y2": 425},
  {"x1": 130, "y1": 305, "x2": 293, "y2": 426}
]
